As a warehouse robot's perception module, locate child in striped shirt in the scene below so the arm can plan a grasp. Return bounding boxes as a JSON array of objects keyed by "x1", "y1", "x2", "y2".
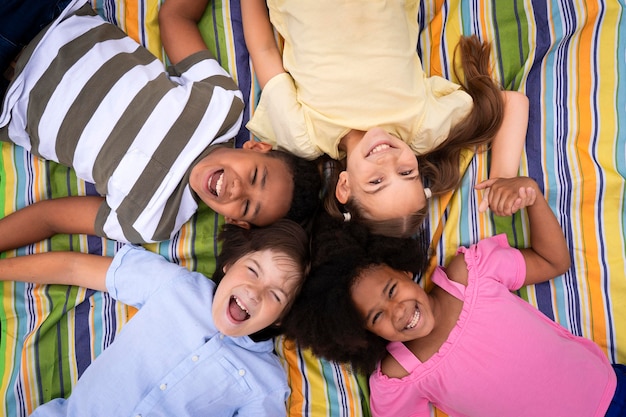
[{"x1": 0, "y1": 0, "x2": 320, "y2": 246}]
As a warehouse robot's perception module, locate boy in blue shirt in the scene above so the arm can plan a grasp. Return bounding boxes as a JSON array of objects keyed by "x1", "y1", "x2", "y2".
[{"x1": 0, "y1": 219, "x2": 310, "y2": 416}]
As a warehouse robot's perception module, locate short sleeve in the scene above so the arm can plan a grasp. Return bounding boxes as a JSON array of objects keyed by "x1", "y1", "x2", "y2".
[
  {"x1": 168, "y1": 50, "x2": 239, "y2": 89},
  {"x1": 457, "y1": 234, "x2": 526, "y2": 291},
  {"x1": 369, "y1": 369, "x2": 431, "y2": 417},
  {"x1": 106, "y1": 245, "x2": 205, "y2": 307},
  {"x1": 409, "y1": 75, "x2": 473, "y2": 155},
  {"x1": 246, "y1": 73, "x2": 323, "y2": 160}
]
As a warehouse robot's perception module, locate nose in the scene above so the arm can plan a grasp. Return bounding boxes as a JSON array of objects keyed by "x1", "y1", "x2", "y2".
[
  {"x1": 246, "y1": 285, "x2": 261, "y2": 303},
  {"x1": 391, "y1": 301, "x2": 405, "y2": 325},
  {"x1": 374, "y1": 149, "x2": 397, "y2": 166},
  {"x1": 230, "y1": 178, "x2": 245, "y2": 199},
  {"x1": 375, "y1": 155, "x2": 389, "y2": 166}
]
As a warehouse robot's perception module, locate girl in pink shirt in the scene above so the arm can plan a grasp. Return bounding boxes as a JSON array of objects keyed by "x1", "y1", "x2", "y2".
[{"x1": 285, "y1": 176, "x2": 625, "y2": 417}]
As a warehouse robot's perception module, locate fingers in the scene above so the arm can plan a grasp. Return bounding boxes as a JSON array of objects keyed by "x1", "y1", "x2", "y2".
[
  {"x1": 478, "y1": 188, "x2": 490, "y2": 213},
  {"x1": 474, "y1": 178, "x2": 498, "y2": 190},
  {"x1": 478, "y1": 182, "x2": 538, "y2": 216}
]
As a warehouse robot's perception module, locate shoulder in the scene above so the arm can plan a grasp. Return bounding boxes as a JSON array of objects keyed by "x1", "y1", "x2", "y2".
[
  {"x1": 444, "y1": 253, "x2": 469, "y2": 286},
  {"x1": 445, "y1": 235, "x2": 515, "y2": 286},
  {"x1": 380, "y1": 354, "x2": 410, "y2": 379},
  {"x1": 109, "y1": 245, "x2": 204, "y2": 285},
  {"x1": 453, "y1": 235, "x2": 525, "y2": 288}
]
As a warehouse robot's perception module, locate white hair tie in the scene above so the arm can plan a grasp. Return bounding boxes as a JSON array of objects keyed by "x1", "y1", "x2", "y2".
[
  {"x1": 424, "y1": 187, "x2": 432, "y2": 200},
  {"x1": 343, "y1": 212, "x2": 351, "y2": 222}
]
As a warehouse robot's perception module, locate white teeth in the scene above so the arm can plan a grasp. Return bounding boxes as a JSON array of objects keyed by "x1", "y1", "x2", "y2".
[
  {"x1": 234, "y1": 296, "x2": 249, "y2": 314},
  {"x1": 405, "y1": 309, "x2": 420, "y2": 329},
  {"x1": 216, "y1": 173, "x2": 224, "y2": 196},
  {"x1": 369, "y1": 144, "x2": 391, "y2": 156}
]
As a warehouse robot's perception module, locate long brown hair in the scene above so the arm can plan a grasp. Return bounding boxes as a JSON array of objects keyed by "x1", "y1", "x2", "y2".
[{"x1": 322, "y1": 35, "x2": 504, "y2": 237}]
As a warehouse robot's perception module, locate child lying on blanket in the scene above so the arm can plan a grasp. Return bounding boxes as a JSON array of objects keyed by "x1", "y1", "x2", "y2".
[
  {"x1": 240, "y1": 0, "x2": 529, "y2": 237},
  {"x1": 0, "y1": 219, "x2": 309, "y2": 416},
  {"x1": 284, "y1": 177, "x2": 625, "y2": 416},
  {"x1": 0, "y1": 0, "x2": 320, "y2": 246}
]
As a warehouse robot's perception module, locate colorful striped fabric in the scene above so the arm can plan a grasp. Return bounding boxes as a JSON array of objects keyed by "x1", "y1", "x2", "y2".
[
  {"x1": 0, "y1": 0, "x2": 624, "y2": 416},
  {"x1": 418, "y1": 1, "x2": 626, "y2": 414}
]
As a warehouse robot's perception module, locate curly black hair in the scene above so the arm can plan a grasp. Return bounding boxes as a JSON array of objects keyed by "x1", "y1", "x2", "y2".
[
  {"x1": 282, "y1": 212, "x2": 429, "y2": 374},
  {"x1": 268, "y1": 150, "x2": 322, "y2": 227}
]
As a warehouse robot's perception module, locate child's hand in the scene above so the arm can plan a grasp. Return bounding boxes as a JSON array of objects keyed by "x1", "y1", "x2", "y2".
[{"x1": 476, "y1": 177, "x2": 537, "y2": 216}]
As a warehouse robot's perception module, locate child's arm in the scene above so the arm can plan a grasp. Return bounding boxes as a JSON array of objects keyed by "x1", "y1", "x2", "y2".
[
  {"x1": 241, "y1": 0, "x2": 285, "y2": 88},
  {"x1": 479, "y1": 91, "x2": 529, "y2": 212},
  {"x1": 158, "y1": 0, "x2": 211, "y2": 65},
  {"x1": 476, "y1": 177, "x2": 571, "y2": 285},
  {"x1": 490, "y1": 91, "x2": 529, "y2": 178},
  {"x1": 0, "y1": 196, "x2": 102, "y2": 253},
  {"x1": 0, "y1": 251, "x2": 111, "y2": 291}
]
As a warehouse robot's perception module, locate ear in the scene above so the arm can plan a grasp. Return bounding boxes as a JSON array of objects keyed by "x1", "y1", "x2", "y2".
[
  {"x1": 242, "y1": 139, "x2": 273, "y2": 153},
  {"x1": 224, "y1": 217, "x2": 251, "y2": 229},
  {"x1": 335, "y1": 171, "x2": 351, "y2": 204}
]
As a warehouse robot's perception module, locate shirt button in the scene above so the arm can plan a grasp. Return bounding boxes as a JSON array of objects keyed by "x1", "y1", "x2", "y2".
[
  {"x1": 191, "y1": 355, "x2": 199, "y2": 362},
  {"x1": 238, "y1": 369, "x2": 246, "y2": 376},
  {"x1": 160, "y1": 383, "x2": 167, "y2": 391},
  {"x1": 219, "y1": 334, "x2": 225, "y2": 339}
]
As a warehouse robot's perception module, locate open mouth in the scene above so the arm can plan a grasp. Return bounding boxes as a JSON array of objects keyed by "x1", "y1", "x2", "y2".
[
  {"x1": 208, "y1": 170, "x2": 224, "y2": 196},
  {"x1": 228, "y1": 296, "x2": 250, "y2": 322},
  {"x1": 405, "y1": 308, "x2": 420, "y2": 329},
  {"x1": 366, "y1": 143, "x2": 392, "y2": 157}
]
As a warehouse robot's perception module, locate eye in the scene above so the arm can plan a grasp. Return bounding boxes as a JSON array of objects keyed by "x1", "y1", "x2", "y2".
[
  {"x1": 247, "y1": 266, "x2": 258, "y2": 277},
  {"x1": 369, "y1": 178, "x2": 383, "y2": 185},
  {"x1": 372, "y1": 311, "x2": 382, "y2": 325},
  {"x1": 271, "y1": 291, "x2": 282, "y2": 303},
  {"x1": 251, "y1": 167, "x2": 258, "y2": 185},
  {"x1": 400, "y1": 170, "x2": 413, "y2": 176},
  {"x1": 388, "y1": 284, "x2": 396, "y2": 298},
  {"x1": 242, "y1": 200, "x2": 250, "y2": 217}
]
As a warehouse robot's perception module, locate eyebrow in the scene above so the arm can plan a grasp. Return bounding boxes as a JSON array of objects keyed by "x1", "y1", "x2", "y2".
[
  {"x1": 365, "y1": 278, "x2": 392, "y2": 322},
  {"x1": 252, "y1": 167, "x2": 267, "y2": 219}
]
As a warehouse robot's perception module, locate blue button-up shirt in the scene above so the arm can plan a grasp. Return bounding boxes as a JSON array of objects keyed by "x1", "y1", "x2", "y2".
[{"x1": 31, "y1": 245, "x2": 289, "y2": 416}]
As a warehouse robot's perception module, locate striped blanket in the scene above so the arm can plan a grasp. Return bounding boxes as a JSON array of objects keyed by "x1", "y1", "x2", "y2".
[{"x1": 1, "y1": 0, "x2": 624, "y2": 416}]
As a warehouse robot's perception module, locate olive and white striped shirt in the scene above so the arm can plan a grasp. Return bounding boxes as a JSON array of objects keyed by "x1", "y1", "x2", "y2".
[{"x1": 0, "y1": 1, "x2": 244, "y2": 243}]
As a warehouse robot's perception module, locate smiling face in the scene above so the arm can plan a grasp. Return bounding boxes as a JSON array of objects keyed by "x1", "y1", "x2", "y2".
[
  {"x1": 351, "y1": 264, "x2": 435, "y2": 342},
  {"x1": 336, "y1": 128, "x2": 427, "y2": 220},
  {"x1": 212, "y1": 249, "x2": 302, "y2": 337},
  {"x1": 189, "y1": 141, "x2": 293, "y2": 228}
]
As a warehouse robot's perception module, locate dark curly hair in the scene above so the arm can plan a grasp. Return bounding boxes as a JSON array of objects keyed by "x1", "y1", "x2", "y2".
[
  {"x1": 268, "y1": 150, "x2": 322, "y2": 227},
  {"x1": 213, "y1": 219, "x2": 311, "y2": 342},
  {"x1": 282, "y1": 212, "x2": 429, "y2": 374}
]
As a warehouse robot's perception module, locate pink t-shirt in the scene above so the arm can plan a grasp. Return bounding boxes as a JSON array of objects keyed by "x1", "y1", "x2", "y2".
[{"x1": 369, "y1": 234, "x2": 616, "y2": 417}]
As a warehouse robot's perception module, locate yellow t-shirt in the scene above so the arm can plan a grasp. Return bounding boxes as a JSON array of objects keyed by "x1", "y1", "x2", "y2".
[{"x1": 246, "y1": 0, "x2": 473, "y2": 160}]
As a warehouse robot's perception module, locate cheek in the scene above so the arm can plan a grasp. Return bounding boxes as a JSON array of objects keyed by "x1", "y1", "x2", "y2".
[{"x1": 264, "y1": 302, "x2": 286, "y2": 324}]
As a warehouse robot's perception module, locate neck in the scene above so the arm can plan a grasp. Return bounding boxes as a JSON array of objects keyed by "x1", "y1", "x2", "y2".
[{"x1": 407, "y1": 288, "x2": 462, "y2": 362}]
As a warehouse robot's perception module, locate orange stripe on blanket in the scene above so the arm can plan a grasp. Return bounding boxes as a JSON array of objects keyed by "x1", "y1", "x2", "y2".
[
  {"x1": 20, "y1": 285, "x2": 49, "y2": 414},
  {"x1": 573, "y1": 0, "x2": 608, "y2": 351},
  {"x1": 124, "y1": 3, "x2": 140, "y2": 45},
  {"x1": 279, "y1": 338, "x2": 306, "y2": 416},
  {"x1": 427, "y1": 0, "x2": 446, "y2": 78}
]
